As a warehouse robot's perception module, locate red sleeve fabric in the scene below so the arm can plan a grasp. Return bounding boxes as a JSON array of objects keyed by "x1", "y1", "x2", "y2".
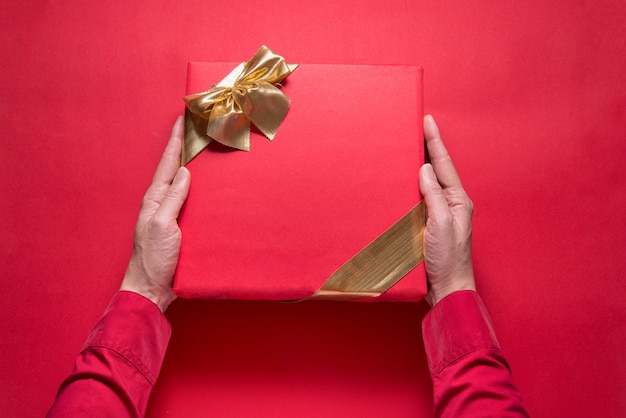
[
  {"x1": 422, "y1": 290, "x2": 528, "y2": 417},
  {"x1": 47, "y1": 291, "x2": 172, "y2": 418}
]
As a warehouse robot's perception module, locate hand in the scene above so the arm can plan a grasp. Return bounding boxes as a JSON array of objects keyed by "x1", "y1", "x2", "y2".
[
  {"x1": 419, "y1": 115, "x2": 476, "y2": 306},
  {"x1": 120, "y1": 116, "x2": 191, "y2": 312}
]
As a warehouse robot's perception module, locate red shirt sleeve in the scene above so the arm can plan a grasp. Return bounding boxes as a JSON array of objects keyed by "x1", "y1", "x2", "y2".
[
  {"x1": 47, "y1": 291, "x2": 172, "y2": 418},
  {"x1": 422, "y1": 290, "x2": 528, "y2": 417}
]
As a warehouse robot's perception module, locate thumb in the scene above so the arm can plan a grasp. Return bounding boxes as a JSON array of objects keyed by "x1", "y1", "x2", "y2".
[
  {"x1": 155, "y1": 167, "x2": 191, "y2": 221},
  {"x1": 419, "y1": 163, "x2": 449, "y2": 222}
]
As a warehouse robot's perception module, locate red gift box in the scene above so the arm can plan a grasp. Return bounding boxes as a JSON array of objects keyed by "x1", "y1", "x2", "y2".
[{"x1": 174, "y1": 60, "x2": 426, "y2": 301}]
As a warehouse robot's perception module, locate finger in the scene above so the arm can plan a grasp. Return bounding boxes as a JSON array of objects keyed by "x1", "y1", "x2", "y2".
[
  {"x1": 152, "y1": 115, "x2": 184, "y2": 188},
  {"x1": 423, "y1": 115, "x2": 464, "y2": 190},
  {"x1": 419, "y1": 163, "x2": 451, "y2": 223},
  {"x1": 154, "y1": 167, "x2": 191, "y2": 223}
]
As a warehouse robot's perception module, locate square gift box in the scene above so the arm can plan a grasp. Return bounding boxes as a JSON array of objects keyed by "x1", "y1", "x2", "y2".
[{"x1": 174, "y1": 58, "x2": 426, "y2": 302}]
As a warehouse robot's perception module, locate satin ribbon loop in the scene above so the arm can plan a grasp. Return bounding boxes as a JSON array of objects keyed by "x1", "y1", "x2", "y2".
[{"x1": 183, "y1": 46, "x2": 298, "y2": 165}]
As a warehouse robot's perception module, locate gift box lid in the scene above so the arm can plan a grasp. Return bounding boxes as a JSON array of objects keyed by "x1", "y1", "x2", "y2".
[{"x1": 174, "y1": 60, "x2": 426, "y2": 301}]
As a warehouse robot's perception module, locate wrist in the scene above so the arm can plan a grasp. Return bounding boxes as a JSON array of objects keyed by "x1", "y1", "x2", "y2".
[
  {"x1": 119, "y1": 282, "x2": 175, "y2": 313},
  {"x1": 119, "y1": 281, "x2": 175, "y2": 312},
  {"x1": 121, "y1": 264, "x2": 176, "y2": 312},
  {"x1": 428, "y1": 277, "x2": 476, "y2": 307}
]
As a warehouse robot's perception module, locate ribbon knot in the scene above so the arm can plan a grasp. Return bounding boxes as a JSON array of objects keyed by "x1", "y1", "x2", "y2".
[{"x1": 183, "y1": 46, "x2": 298, "y2": 165}]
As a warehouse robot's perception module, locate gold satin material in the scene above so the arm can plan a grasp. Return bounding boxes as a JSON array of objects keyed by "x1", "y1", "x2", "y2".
[
  {"x1": 303, "y1": 201, "x2": 426, "y2": 301},
  {"x1": 183, "y1": 46, "x2": 298, "y2": 165}
]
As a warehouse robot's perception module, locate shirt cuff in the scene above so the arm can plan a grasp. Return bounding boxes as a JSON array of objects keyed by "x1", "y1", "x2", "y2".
[
  {"x1": 422, "y1": 290, "x2": 500, "y2": 377},
  {"x1": 83, "y1": 291, "x2": 172, "y2": 385}
]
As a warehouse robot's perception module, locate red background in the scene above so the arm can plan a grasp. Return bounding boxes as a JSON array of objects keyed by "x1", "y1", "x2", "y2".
[{"x1": 1, "y1": 1, "x2": 625, "y2": 417}]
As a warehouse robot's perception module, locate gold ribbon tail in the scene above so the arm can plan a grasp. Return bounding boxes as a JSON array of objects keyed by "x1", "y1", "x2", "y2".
[{"x1": 302, "y1": 200, "x2": 426, "y2": 301}]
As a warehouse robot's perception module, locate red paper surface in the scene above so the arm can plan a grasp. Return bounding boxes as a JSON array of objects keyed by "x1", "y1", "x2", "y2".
[{"x1": 175, "y1": 63, "x2": 426, "y2": 301}]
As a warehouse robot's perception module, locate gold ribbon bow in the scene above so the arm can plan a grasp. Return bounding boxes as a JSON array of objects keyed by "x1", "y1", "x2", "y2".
[{"x1": 183, "y1": 46, "x2": 298, "y2": 165}]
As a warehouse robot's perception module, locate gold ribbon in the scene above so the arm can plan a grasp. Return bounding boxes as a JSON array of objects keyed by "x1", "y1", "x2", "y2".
[
  {"x1": 183, "y1": 46, "x2": 298, "y2": 165},
  {"x1": 302, "y1": 201, "x2": 426, "y2": 301}
]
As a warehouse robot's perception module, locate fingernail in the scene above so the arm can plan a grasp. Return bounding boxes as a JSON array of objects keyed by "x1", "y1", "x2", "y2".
[
  {"x1": 174, "y1": 167, "x2": 189, "y2": 183},
  {"x1": 425, "y1": 114, "x2": 438, "y2": 126},
  {"x1": 423, "y1": 163, "x2": 436, "y2": 180}
]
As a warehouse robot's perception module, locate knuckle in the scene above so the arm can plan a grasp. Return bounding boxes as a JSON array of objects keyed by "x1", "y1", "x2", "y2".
[
  {"x1": 425, "y1": 182, "x2": 445, "y2": 198},
  {"x1": 165, "y1": 186, "x2": 184, "y2": 203},
  {"x1": 430, "y1": 209, "x2": 453, "y2": 227},
  {"x1": 140, "y1": 188, "x2": 162, "y2": 209},
  {"x1": 140, "y1": 195, "x2": 152, "y2": 209},
  {"x1": 467, "y1": 198, "x2": 475, "y2": 214},
  {"x1": 150, "y1": 212, "x2": 171, "y2": 230}
]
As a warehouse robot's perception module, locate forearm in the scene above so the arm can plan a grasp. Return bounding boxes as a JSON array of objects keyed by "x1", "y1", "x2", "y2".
[
  {"x1": 422, "y1": 291, "x2": 528, "y2": 417},
  {"x1": 47, "y1": 291, "x2": 172, "y2": 418}
]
